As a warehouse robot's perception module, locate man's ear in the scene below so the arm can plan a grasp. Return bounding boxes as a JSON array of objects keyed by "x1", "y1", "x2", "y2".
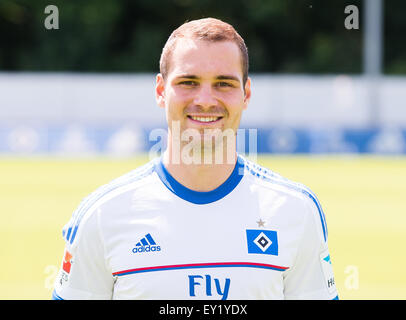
[
  {"x1": 243, "y1": 77, "x2": 251, "y2": 110},
  {"x1": 155, "y1": 73, "x2": 166, "y2": 109}
]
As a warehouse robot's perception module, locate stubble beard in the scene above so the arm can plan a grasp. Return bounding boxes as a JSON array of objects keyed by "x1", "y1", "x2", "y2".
[{"x1": 168, "y1": 120, "x2": 237, "y2": 166}]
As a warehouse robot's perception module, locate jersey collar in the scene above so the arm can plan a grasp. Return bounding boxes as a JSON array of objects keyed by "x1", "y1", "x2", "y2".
[{"x1": 154, "y1": 154, "x2": 245, "y2": 205}]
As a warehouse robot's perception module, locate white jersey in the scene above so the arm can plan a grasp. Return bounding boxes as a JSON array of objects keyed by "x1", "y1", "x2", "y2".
[{"x1": 53, "y1": 155, "x2": 338, "y2": 300}]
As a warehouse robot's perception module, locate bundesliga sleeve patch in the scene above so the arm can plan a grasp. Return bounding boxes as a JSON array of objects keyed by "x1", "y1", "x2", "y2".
[
  {"x1": 62, "y1": 249, "x2": 73, "y2": 274},
  {"x1": 56, "y1": 248, "x2": 73, "y2": 288},
  {"x1": 246, "y1": 229, "x2": 278, "y2": 255}
]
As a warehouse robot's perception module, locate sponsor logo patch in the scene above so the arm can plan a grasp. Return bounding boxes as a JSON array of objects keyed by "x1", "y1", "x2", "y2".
[{"x1": 320, "y1": 249, "x2": 336, "y2": 294}]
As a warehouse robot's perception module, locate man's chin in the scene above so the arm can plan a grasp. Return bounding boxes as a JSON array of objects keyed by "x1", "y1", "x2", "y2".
[{"x1": 200, "y1": 137, "x2": 237, "y2": 165}]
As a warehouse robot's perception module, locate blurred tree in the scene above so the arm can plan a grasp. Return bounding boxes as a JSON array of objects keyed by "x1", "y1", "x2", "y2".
[
  {"x1": 384, "y1": 0, "x2": 406, "y2": 74},
  {"x1": 0, "y1": 0, "x2": 403, "y2": 74}
]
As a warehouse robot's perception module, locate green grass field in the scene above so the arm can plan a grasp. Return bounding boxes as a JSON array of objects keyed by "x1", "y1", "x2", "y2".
[{"x1": 1, "y1": 154, "x2": 405, "y2": 300}]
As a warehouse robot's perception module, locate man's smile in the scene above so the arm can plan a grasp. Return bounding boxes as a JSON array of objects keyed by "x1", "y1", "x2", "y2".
[{"x1": 187, "y1": 114, "x2": 224, "y2": 125}]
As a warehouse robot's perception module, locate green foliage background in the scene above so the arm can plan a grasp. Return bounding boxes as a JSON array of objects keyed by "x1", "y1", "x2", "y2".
[{"x1": 1, "y1": 0, "x2": 404, "y2": 74}]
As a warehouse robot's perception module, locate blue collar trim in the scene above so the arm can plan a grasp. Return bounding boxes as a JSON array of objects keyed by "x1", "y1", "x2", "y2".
[{"x1": 154, "y1": 155, "x2": 245, "y2": 205}]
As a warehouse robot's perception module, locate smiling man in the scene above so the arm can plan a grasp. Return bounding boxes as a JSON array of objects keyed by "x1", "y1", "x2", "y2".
[
  {"x1": 53, "y1": 18, "x2": 338, "y2": 300},
  {"x1": 156, "y1": 25, "x2": 251, "y2": 191}
]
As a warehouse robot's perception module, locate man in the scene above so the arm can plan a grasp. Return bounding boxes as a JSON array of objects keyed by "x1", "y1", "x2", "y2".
[{"x1": 53, "y1": 18, "x2": 338, "y2": 300}]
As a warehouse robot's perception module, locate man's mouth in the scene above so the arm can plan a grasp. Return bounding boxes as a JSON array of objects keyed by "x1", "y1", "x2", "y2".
[{"x1": 187, "y1": 115, "x2": 223, "y2": 123}]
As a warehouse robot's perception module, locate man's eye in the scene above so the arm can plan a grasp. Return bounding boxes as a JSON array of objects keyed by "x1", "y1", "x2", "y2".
[
  {"x1": 216, "y1": 82, "x2": 233, "y2": 88},
  {"x1": 179, "y1": 81, "x2": 198, "y2": 86}
]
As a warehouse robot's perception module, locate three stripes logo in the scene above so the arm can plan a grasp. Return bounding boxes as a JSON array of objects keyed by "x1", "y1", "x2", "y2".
[{"x1": 132, "y1": 233, "x2": 161, "y2": 254}]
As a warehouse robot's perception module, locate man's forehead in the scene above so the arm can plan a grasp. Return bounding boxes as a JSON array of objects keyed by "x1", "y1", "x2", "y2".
[
  {"x1": 172, "y1": 37, "x2": 240, "y2": 59},
  {"x1": 168, "y1": 38, "x2": 243, "y2": 80}
]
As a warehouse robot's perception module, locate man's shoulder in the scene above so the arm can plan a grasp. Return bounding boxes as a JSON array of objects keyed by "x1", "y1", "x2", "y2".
[
  {"x1": 241, "y1": 155, "x2": 313, "y2": 199},
  {"x1": 62, "y1": 159, "x2": 158, "y2": 246},
  {"x1": 83, "y1": 159, "x2": 157, "y2": 205},
  {"x1": 240, "y1": 155, "x2": 328, "y2": 242}
]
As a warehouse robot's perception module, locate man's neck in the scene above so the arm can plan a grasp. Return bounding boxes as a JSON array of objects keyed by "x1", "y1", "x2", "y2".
[{"x1": 162, "y1": 148, "x2": 237, "y2": 192}]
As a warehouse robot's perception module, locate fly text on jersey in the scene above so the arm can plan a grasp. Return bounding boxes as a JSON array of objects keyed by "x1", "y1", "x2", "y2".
[{"x1": 188, "y1": 274, "x2": 230, "y2": 300}]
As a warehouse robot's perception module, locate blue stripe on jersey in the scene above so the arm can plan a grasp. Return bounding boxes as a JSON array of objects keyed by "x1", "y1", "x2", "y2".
[
  {"x1": 154, "y1": 155, "x2": 245, "y2": 205},
  {"x1": 305, "y1": 191, "x2": 328, "y2": 241},
  {"x1": 113, "y1": 262, "x2": 289, "y2": 277},
  {"x1": 242, "y1": 156, "x2": 328, "y2": 242},
  {"x1": 64, "y1": 161, "x2": 155, "y2": 245},
  {"x1": 52, "y1": 290, "x2": 63, "y2": 300}
]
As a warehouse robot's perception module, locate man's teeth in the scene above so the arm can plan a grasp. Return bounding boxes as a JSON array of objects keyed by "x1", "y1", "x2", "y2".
[{"x1": 190, "y1": 116, "x2": 219, "y2": 122}]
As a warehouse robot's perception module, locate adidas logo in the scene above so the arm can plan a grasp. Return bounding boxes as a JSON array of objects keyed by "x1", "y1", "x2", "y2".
[{"x1": 132, "y1": 233, "x2": 161, "y2": 253}]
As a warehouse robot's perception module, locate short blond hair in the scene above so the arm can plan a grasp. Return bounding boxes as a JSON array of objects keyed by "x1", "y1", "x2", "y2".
[{"x1": 159, "y1": 18, "x2": 249, "y2": 84}]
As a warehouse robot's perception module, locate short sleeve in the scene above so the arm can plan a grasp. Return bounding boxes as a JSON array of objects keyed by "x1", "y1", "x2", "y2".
[
  {"x1": 53, "y1": 207, "x2": 114, "y2": 300},
  {"x1": 283, "y1": 195, "x2": 338, "y2": 300}
]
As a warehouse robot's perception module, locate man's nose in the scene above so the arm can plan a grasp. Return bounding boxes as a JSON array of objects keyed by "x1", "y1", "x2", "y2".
[{"x1": 193, "y1": 83, "x2": 217, "y2": 109}]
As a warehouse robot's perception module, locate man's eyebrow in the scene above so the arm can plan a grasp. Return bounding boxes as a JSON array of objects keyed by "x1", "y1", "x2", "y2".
[
  {"x1": 175, "y1": 74, "x2": 200, "y2": 79},
  {"x1": 175, "y1": 74, "x2": 241, "y2": 82},
  {"x1": 215, "y1": 75, "x2": 241, "y2": 82}
]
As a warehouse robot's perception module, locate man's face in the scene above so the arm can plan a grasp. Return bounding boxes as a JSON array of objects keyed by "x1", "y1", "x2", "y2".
[{"x1": 156, "y1": 38, "x2": 251, "y2": 154}]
